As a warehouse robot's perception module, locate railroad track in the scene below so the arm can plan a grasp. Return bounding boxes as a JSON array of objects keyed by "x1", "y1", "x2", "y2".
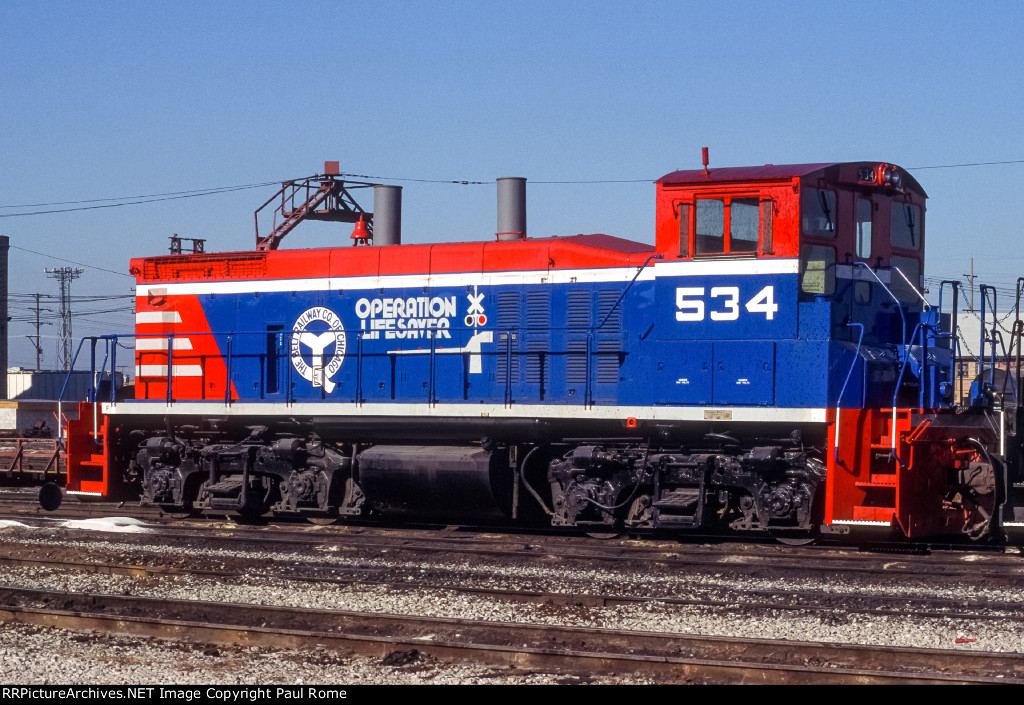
[
  {"x1": 3, "y1": 521, "x2": 1024, "y2": 682},
  {"x1": 1, "y1": 553, "x2": 1022, "y2": 626},
  {"x1": 0, "y1": 585, "x2": 1017, "y2": 684},
  {"x1": 4, "y1": 508, "x2": 1024, "y2": 589}
]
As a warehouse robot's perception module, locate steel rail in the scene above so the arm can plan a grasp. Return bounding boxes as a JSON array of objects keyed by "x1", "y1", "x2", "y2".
[
  {"x1": 1, "y1": 554, "x2": 1023, "y2": 626},
  {"x1": 2, "y1": 506, "x2": 1024, "y2": 586},
  {"x1": 0, "y1": 586, "x2": 1018, "y2": 685}
]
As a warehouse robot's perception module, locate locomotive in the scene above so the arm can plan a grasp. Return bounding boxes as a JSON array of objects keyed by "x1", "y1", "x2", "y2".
[{"x1": 57, "y1": 158, "x2": 1023, "y2": 542}]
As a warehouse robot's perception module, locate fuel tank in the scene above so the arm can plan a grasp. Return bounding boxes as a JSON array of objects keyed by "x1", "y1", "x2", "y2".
[{"x1": 356, "y1": 445, "x2": 512, "y2": 521}]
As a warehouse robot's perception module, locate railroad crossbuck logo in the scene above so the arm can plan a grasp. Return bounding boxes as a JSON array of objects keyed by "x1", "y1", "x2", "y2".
[{"x1": 291, "y1": 307, "x2": 347, "y2": 393}]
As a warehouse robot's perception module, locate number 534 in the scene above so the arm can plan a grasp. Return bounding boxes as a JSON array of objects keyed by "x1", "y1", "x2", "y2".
[{"x1": 675, "y1": 285, "x2": 778, "y2": 322}]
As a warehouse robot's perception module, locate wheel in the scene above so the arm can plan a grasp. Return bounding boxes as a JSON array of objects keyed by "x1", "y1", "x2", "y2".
[
  {"x1": 770, "y1": 527, "x2": 820, "y2": 546},
  {"x1": 583, "y1": 518, "x2": 624, "y2": 539},
  {"x1": 307, "y1": 515, "x2": 340, "y2": 526},
  {"x1": 159, "y1": 505, "x2": 197, "y2": 520},
  {"x1": 959, "y1": 451, "x2": 1001, "y2": 541},
  {"x1": 584, "y1": 529, "x2": 624, "y2": 540},
  {"x1": 38, "y1": 482, "x2": 62, "y2": 512},
  {"x1": 624, "y1": 495, "x2": 653, "y2": 529}
]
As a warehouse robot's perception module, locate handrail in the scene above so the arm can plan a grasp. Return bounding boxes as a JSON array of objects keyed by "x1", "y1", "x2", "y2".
[
  {"x1": 355, "y1": 332, "x2": 363, "y2": 405},
  {"x1": 855, "y1": 262, "x2": 907, "y2": 453},
  {"x1": 69, "y1": 325, "x2": 632, "y2": 409},
  {"x1": 834, "y1": 322, "x2": 864, "y2": 462},
  {"x1": 254, "y1": 175, "x2": 375, "y2": 251},
  {"x1": 979, "y1": 284, "x2": 997, "y2": 401},
  {"x1": 56, "y1": 336, "x2": 91, "y2": 450},
  {"x1": 979, "y1": 285, "x2": 1016, "y2": 404},
  {"x1": 890, "y1": 265, "x2": 930, "y2": 312},
  {"x1": 939, "y1": 280, "x2": 960, "y2": 404},
  {"x1": 1016, "y1": 278, "x2": 1024, "y2": 407},
  {"x1": 854, "y1": 263, "x2": 907, "y2": 353},
  {"x1": 596, "y1": 254, "x2": 663, "y2": 330},
  {"x1": 224, "y1": 335, "x2": 233, "y2": 406}
]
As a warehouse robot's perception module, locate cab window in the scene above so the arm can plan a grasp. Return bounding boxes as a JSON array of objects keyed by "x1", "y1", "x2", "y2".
[
  {"x1": 801, "y1": 188, "x2": 836, "y2": 238},
  {"x1": 730, "y1": 198, "x2": 759, "y2": 252},
  {"x1": 800, "y1": 244, "x2": 836, "y2": 295},
  {"x1": 693, "y1": 197, "x2": 763, "y2": 255},
  {"x1": 695, "y1": 199, "x2": 725, "y2": 253},
  {"x1": 891, "y1": 203, "x2": 922, "y2": 250},
  {"x1": 856, "y1": 197, "x2": 872, "y2": 258}
]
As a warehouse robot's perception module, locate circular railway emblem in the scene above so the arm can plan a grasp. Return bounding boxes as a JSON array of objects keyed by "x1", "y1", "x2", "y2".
[{"x1": 290, "y1": 306, "x2": 347, "y2": 393}]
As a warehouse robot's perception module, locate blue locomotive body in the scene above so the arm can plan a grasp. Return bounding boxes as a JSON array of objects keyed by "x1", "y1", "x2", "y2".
[{"x1": 62, "y1": 161, "x2": 1013, "y2": 542}]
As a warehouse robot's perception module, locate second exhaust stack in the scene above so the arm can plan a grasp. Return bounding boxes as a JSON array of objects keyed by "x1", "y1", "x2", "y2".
[
  {"x1": 373, "y1": 184, "x2": 402, "y2": 247},
  {"x1": 496, "y1": 177, "x2": 526, "y2": 241}
]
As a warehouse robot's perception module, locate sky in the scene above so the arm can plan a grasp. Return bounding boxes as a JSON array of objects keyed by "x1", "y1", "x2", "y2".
[{"x1": 1, "y1": 0, "x2": 1023, "y2": 371}]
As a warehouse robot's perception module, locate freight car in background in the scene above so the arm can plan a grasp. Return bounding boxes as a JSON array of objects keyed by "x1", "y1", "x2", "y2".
[
  {"x1": 54, "y1": 158, "x2": 1022, "y2": 544},
  {"x1": 0, "y1": 373, "x2": 123, "y2": 484}
]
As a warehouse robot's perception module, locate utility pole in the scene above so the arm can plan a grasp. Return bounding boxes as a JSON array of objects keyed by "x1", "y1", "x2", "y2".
[
  {"x1": 45, "y1": 267, "x2": 83, "y2": 371},
  {"x1": 963, "y1": 256, "x2": 977, "y2": 312},
  {"x1": 25, "y1": 293, "x2": 53, "y2": 371},
  {"x1": 0, "y1": 236, "x2": 8, "y2": 399}
]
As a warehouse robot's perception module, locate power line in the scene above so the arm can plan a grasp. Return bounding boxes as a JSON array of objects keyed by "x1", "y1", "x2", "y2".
[
  {"x1": 908, "y1": 159, "x2": 1024, "y2": 170},
  {"x1": 337, "y1": 172, "x2": 653, "y2": 185},
  {"x1": 338, "y1": 172, "x2": 491, "y2": 185},
  {"x1": 10, "y1": 292, "x2": 133, "y2": 301},
  {"x1": 0, "y1": 181, "x2": 280, "y2": 218},
  {"x1": 10, "y1": 245, "x2": 133, "y2": 277},
  {"x1": 2, "y1": 157, "x2": 1022, "y2": 221},
  {"x1": 0, "y1": 181, "x2": 282, "y2": 209}
]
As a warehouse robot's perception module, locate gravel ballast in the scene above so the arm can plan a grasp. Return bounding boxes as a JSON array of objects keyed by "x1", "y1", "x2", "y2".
[{"x1": 1, "y1": 520, "x2": 1021, "y2": 683}]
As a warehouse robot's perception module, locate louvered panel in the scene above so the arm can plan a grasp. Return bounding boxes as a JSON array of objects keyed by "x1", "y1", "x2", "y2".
[
  {"x1": 495, "y1": 292, "x2": 520, "y2": 384},
  {"x1": 596, "y1": 289, "x2": 623, "y2": 386},
  {"x1": 596, "y1": 338, "x2": 622, "y2": 384},
  {"x1": 566, "y1": 338, "x2": 588, "y2": 383},
  {"x1": 565, "y1": 290, "x2": 592, "y2": 386},
  {"x1": 525, "y1": 290, "x2": 551, "y2": 328},
  {"x1": 496, "y1": 291, "x2": 521, "y2": 328},
  {"x1": 523, "y1": 291, "x2": 551, "y2": 388},
  {"x1": 566, "y1": 290, "x2": 592, "y2": 329},
  {"x1": 526, "y1": 337, "x2": 550, "y2": 384},
  {"x1": 596, "y1": 290, "x2": 622, "y2": 329}
]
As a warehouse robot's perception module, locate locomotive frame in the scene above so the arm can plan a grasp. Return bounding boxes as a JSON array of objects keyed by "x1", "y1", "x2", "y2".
[{"x1": 57, "y1": 160, "x2": 1021, "y2": 543}]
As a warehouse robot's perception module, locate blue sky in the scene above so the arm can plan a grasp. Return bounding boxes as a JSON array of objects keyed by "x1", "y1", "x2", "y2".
[{"x1": 2, "y1": 1, "x2": 1022, "y2": 369}]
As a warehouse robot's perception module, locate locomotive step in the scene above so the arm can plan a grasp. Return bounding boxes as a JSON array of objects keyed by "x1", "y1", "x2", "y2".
[
  {"x1": 852, "y1": 506, "x2": 895, "y2": 522},
  {"x1": 205, "y1": 478, "x2": 243, "y2": 493},
  {"x1": 652, "y1": 512, "x2": 699, "y2": 527},
  {"x1": 652, "y1": 488, "x2": 700, "y2": 509},
  {"x1": 855, "y1": 474, "x2": 897, "y2": 488}
]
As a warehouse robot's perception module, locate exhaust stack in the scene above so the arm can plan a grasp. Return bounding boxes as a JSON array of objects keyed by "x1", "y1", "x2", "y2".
[
  {"x1": 373, "y1": 185, "x2": 402, "y2": 246},
  {"x1": 496, "y1": 177, "x2": 526, "y2": 241}
]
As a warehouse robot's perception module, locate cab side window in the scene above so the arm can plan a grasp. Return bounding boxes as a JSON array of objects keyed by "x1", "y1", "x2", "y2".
[
  {"x1": 799, "y1": 187, "x2": 838, "y2": 296},
  {"x1": 692, "y1": 196, "x2": 766, "y2": 255},
  {"x1": 695, "y1": 199, "x2": 725, "y2": 253},
  {"x1": 730, "y1": 198, "x2": 759, "y2": 252},
  {"x1": 856, "y1": 197, "x2": 872, "y2": 258},
  {"x1": 891, "y1": 202, "x2": 922, "y2": 250},
  {"x1": 801, "y1": 188, "x2": 837, "y2": 238},
  {"x1": 800, "y1": 244, "x2": 836, "y2": 295}
]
